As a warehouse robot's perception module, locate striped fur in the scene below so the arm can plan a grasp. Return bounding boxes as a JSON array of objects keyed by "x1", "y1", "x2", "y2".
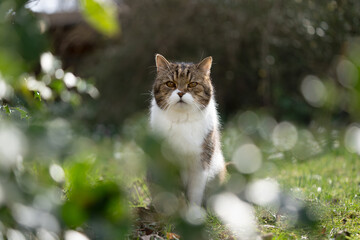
[{"x1": 153, "y1": 57, "x2": 213, "y2": 111}]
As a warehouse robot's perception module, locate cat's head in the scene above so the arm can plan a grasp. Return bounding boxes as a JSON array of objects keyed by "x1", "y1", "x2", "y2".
[{"x1": 153, "y1": 54, "x2": 213, "y2": 112}]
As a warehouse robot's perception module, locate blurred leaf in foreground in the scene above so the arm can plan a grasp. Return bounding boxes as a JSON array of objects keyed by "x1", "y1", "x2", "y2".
[
  {"x1": 63, "y1": 161, "x2": 132, "y2": 239},
  {"x1": 80, "y1": 0, "x2": 120, "y2": 37}
]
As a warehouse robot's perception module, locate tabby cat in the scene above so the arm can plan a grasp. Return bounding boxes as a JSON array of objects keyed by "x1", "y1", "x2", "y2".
[{"x1": 150, "y1": 54, "x2": 226, "y2": 206}]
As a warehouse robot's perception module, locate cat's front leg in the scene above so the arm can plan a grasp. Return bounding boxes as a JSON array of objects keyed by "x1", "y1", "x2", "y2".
[{"x1": 187, "y1": 169, "x2": 208, "y2": 206}]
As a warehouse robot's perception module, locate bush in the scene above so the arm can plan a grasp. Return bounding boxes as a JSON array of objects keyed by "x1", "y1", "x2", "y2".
[{"x1": 63, "y1": 0, "x2": 360, "y2": 124}]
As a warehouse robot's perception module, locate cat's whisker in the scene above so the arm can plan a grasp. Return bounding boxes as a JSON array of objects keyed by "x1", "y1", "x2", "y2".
[
  {"x1": 141, "y1": 91, "x2": 152, "y2": 96},
  {"x1": 141, "y1": 91, "x2": 154, "y2": 103},
  {"x1": 194, "y1": 101, "x2": 206, "y2": 118},
  {"x1": 164, "y1": 102, "x2": 173, "y2": 112}
]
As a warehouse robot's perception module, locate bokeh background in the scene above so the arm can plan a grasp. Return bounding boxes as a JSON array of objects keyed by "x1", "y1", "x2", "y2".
[
  {"x1": 1, "y1": 0, "x2": 360, "y2": 239},
  {"x1": 44, "y1": 0, "x2": 360, "y2": 125}
]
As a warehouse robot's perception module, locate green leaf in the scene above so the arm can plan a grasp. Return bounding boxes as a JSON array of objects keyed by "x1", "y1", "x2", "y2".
[
  {"x1": 0, "y1": 48, "x2": 25, "y2": 83},
  {"x1": 61, "y1": 201, "x2": 88, "y2": 227},
  {"x1": 34, "y1": 91, "x2": 41, "y2": 101},
  {"x1": 14, "y1": 107, "x2": 29, "y2": 119},
  {"x1": 80, "y1": 0, "x2": 120, "y2": 37},
  {"x1": 50, "y1": 79, "x2": 65, "y2": 94},
  {"x1": 3, "y1": 105, "x2": 10, "y2": 115}
]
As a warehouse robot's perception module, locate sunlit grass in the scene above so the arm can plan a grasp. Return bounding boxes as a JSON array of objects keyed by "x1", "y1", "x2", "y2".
[{"x1": 257, "y1": 150, "x2": 360, "y2": 239}]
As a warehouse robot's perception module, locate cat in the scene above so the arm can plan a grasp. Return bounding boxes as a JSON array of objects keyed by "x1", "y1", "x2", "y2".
[{"x1": 150, "y1": 54, "x2": 226, "y2": 206}]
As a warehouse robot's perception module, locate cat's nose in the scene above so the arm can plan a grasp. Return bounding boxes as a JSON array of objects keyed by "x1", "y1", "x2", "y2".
[{"x1": 177, "y1": 92, "x2": 185, "y2": 98}]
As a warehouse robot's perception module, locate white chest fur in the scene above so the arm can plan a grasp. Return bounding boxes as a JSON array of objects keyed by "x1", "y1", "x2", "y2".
[
  {"x1": 150, "y1": 98, "x2": 217, "y2": 157},
  {"x1": 150, "y1": 97, "x2": 223, "y2": 205}
]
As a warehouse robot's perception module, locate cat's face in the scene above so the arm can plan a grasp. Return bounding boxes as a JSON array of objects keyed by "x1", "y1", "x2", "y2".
[{"x1": 153, "y1": 54, "x2": 213, "y2": 112}]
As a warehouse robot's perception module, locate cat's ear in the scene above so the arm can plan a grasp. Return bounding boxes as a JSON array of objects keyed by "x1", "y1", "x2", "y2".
[
  {"x1": 155, "y1": 54, "x2": 170, "y2": 72},
  {"x1": 197, "y1": 56, "x2": 212, "y2": 75}
]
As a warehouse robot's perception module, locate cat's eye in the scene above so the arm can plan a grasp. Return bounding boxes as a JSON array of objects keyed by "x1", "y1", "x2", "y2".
[
  {"x1": 188, "y1": 82, "x2": 198, "y2": 88},
  {"x1": 166, "y1": 81, "x2": 176, "y2": 88}
]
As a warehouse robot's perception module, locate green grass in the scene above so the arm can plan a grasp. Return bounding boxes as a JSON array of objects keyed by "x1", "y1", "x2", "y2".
[
  {"x1": 101, "y1": 139, "x2": 360, "y2": 239},
  {"x1": 206, "y1": 150, "x2": 360, "y2": 240},
  {"x1": 255, "y1": 150, "x2": 360, "y2": 240},
  {"x1": 127, "y1": 149, "x2": 360, "y2": 239}
]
